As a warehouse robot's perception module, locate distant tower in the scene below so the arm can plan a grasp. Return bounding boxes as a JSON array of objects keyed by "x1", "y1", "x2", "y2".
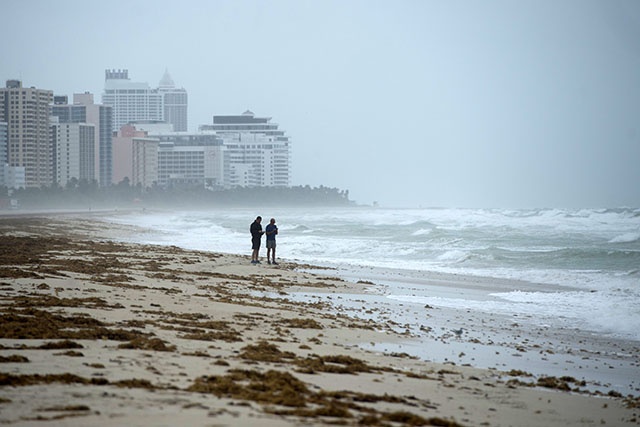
[
  {"x1": 102, "y1": 69, "x2": 163, "y2": 131},
  {"x1": 0, "y1": 80, "x2": 54, "y2": 188},
  {"x1": 158, "y1": 69, "x2": 188, "y2": 132}
]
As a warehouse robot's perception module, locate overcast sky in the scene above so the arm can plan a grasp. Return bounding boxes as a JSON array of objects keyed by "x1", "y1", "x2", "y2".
[{"x1": 2, "y1": 0, "x2": 639, "y2": 208}]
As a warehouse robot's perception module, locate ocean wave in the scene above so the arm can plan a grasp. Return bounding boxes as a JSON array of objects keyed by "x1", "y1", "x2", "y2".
[
  {"x1": 609, "y1": 232, "x2": 640, "y2": 244},
  {"x1": 436, "y1": 250, "x2": 470, "y2": 264},
  {"x1": 288, "y1": 224, "x2": 311, "y2": 232},
  {"x1": 411, "y1": 228, "x2": 432, "y2": 236}
]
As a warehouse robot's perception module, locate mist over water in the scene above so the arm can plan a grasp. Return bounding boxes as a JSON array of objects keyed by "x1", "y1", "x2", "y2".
[{"x1": 106, "y1": 206, "x2": 640, "y2": 340}]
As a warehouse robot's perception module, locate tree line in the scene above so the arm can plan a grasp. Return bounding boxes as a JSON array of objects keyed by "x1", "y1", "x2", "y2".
[{"x1": 1, "y1": 179, "x2": 353, "y2": 210}]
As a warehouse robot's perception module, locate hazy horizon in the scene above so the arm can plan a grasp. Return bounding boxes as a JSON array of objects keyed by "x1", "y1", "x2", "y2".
[{"x1": 2, "y1": 0, "x2": 639, "y2": 209}]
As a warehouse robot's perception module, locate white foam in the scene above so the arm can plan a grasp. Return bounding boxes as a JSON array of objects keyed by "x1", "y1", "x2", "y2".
[
  {"x1": 412, "y1": 228, "x2": 432, "y2": 236},
  {"x1": 609, "y1": 232, "x2": 640, "y2": 244}
]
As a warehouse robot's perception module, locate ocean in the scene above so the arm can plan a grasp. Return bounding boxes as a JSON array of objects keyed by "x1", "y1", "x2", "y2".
[{"x1": 104, "y1": 206, "x2": 640, "y2": 342}]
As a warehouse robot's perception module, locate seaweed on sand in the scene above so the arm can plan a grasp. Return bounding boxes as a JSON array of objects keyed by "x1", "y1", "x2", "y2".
[{"x1": 188, "y1": 369, "x2": 459, "y2": 426}]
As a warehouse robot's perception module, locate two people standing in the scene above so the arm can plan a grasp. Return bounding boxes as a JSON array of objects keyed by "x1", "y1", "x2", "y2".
[{"x1": 250, "y1": 216, "x2": 278, "y2": 265}]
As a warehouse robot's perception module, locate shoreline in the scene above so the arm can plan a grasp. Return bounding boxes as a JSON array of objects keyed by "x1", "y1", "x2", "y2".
[
  {"x1": 261, "y1": 265, "x2": 640, "y2": 396},
  {"x1": 1, "y1": 215, "x2": 639, "y2": 426}
]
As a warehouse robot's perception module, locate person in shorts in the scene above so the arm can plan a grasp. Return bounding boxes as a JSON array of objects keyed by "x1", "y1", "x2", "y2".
[
  {"x1": 265, "y1": 218, "x2": 278, "y2": 265},
  {"x1": 250, "y1": 216, "x2": 264, "y2": 264}
]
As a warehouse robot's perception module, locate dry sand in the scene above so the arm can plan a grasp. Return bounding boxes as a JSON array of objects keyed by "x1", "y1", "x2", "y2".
[{"x1": 0, "y1": 215, "x2": 638, "y2": 426}]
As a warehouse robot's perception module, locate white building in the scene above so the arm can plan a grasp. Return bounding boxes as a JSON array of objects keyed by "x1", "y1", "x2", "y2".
[
  {"x1": 220, "y1": 133, "x2": 290, "y2": 187},
  {"x1": 51, "y1": 93, "x2": 113, "y2": 186},
  {"x1": 51, "y1": 117, "x2": 95, "y2": 187},
  {"x1": 2, "y1": 164, "x2": 25, "y2": 190},
  {"x1": 102, "y1": 70, "x2": 164, "y2": 131},
  {"x1": 158, "y1": 70, "x2": 188, "y2": 132},
  {"x1": 200, "y1": 111, "x2": 291, "y2": 188},
  {"x1": 155, "y1": 134, "x2": 224, "y2": 188}
]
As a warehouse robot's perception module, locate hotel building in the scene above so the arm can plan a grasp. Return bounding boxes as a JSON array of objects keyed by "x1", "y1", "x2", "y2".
[
  {"x1": 155, "y1": 133, "x2": 223, "y2": 188},
  {"x1": 200, "y1": 111, "x2": 291, "y2": 187}
]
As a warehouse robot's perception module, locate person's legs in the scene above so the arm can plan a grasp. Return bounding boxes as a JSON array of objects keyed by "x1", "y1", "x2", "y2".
[
  {"x1": 270, "y1": 241, "x2": 277, "y2": 264},
  {"x1": 251, "y1": 238, "x2": 261, "y2": 263},
  {"x1": 266, "y1": 240, "x2": 273, "y2": 263}
]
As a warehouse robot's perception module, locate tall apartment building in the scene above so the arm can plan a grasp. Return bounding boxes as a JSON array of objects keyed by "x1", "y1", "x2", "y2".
[
  {"x1": 102, "y1": 70, "x2": 163, "y2": 131},
  {"x1": 158, "y1": 70, "x2": 188, "y2": 132},
  {"x1": 103, "y1": 69, "x2": 188, "y2": 133},
  {"x1": 51, "y1": 93, "x2": 113, "y2": 186},
  {"x1": 200, "y1": 111, "x2": 291, "y2": 187},
  {"x1": 0, "y1": 121, "x2": 25, "y2": 190},
  {"x1": 0, "y1": 80, "x2": 54, "y2": 188},
  {"x1": 51, "y1": 117, "x2": 95, "y2": 187}
]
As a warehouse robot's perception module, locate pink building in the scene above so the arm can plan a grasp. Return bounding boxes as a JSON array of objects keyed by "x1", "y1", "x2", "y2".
[{"x1": 112, "y1": 125, "x2": 156, "y2": 185}]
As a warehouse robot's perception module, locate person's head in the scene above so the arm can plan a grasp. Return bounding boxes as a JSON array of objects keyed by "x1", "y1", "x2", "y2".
[
  {"x1": 256, "y1": 216, "x2": 262, "y2": 223},
  {"x1": 270, "y1": 218, "x2": 276, "y2": 224}
]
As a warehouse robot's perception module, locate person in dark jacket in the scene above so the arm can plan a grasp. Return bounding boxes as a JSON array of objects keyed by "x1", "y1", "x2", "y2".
[{"x1": 250, "y1": 216, "x2": 264, "y2": 264}]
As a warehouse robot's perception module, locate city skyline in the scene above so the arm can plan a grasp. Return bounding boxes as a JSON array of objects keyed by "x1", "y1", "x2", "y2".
[
  {"x1": 1, "y1": 73, "x2": 291, "y2": 192},
  {"x1": 2, "y1": 0, "x2": 640, "y2": 207}
]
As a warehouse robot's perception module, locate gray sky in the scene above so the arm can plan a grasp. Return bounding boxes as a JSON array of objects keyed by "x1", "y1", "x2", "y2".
[{"x1": 2, "y1": 0, "x2": 639, "y2": 208}]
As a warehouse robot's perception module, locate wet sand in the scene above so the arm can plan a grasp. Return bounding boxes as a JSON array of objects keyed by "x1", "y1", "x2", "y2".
[
  {"x1": 0, "y1": 214, "x2": 639, "y2": 426},
  {"x1": 293, "y1": 264, "x2": 640, "y2": 396}
]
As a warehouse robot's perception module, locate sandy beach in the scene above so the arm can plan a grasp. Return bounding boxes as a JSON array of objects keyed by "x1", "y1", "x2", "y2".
[{"x1": 1, "y1": 214, "x2": 639, "y2": 426}]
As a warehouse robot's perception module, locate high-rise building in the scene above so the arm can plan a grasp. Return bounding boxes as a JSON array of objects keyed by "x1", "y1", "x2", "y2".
[
  {"x1": 0, "y1": 121, "x2": 25, "y2": 190},
  {"x1": 158, "y1": 69, "x2": 188, "y2": 132},
  {"x1": 51, "y1": 93, "x2": 113, "y2": 186},
  {"x1": 200, "y1": 111, "x2": 291, "y2": 187},
  {"x1": 102, "y1": 69, "x2": 188, "y2": 133},
  {"x1": 0, "y1": 80, "x2": 54, "y2": 188},
  {"x1": 102, "y1": 70, "x2": 163, "y2": 131},
  {"x1": 51, "y1": 117, "x2": 95, "y2": 187}
]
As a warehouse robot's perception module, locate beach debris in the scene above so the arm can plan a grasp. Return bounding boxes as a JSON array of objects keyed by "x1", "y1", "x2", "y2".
[
  {"x1": 0, "y1": 355, "x2": 29, "y2": 363},
  {"x1": 118, "y1": 337, "x2": 176, "y2": 352},
  {"x1": 188, "y1": 368, "x2": 458, "y2": 425}
]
